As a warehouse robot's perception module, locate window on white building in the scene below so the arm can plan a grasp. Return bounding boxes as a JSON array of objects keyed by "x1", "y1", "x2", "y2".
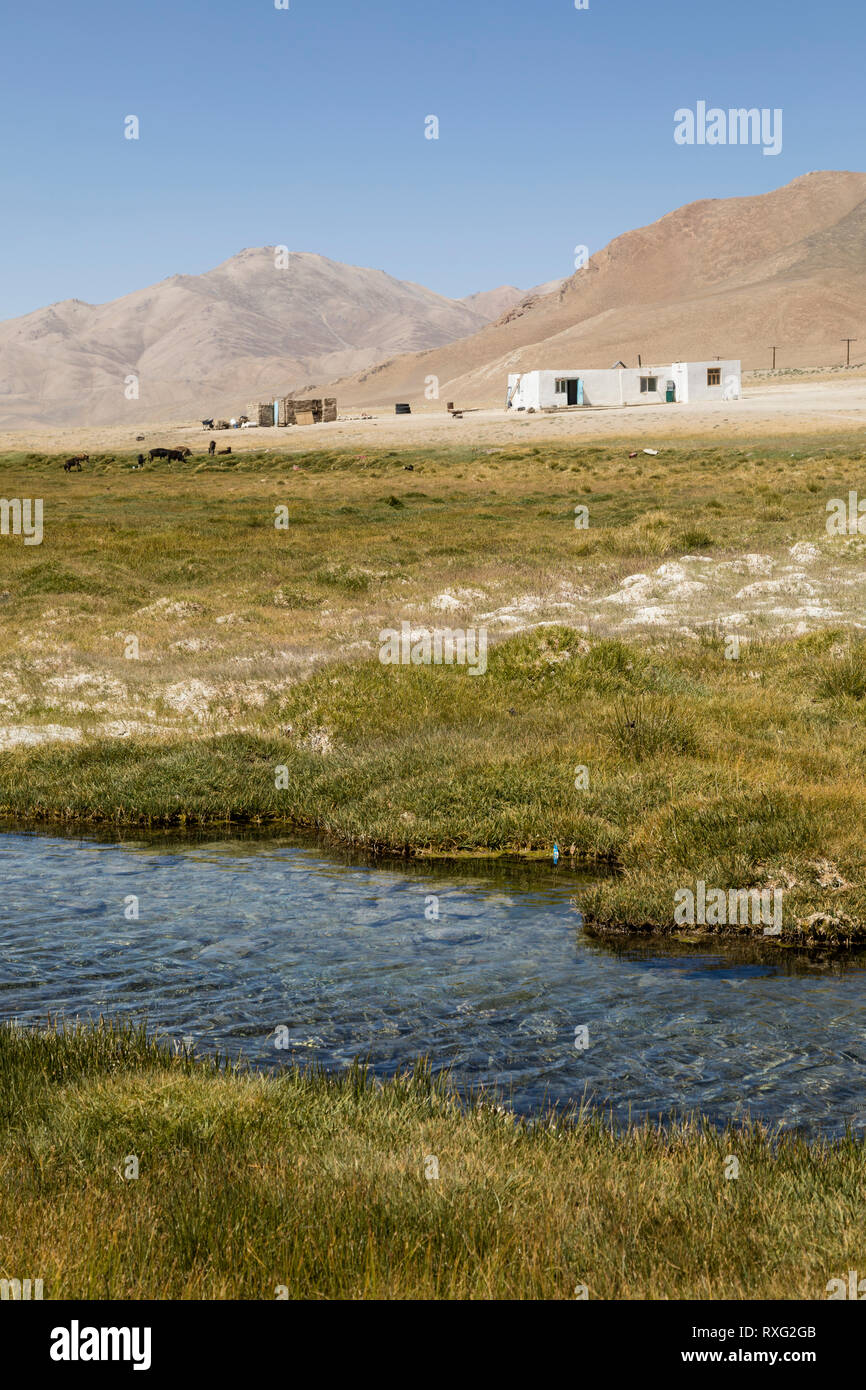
[
  {"x1": 555, "y1": 379, "x2": 568, "y2": 394},
  {"x1": 639, "y1": 376, "x2": 658, "y2": 393},
  {"x1": 707, "y1": 367, "x2": 721, "y2": 386}
]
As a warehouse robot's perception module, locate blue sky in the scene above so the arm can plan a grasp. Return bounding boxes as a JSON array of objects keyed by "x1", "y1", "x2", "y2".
[{"x1": 0, "y1": 0, "x2": 863, "y2": 318}]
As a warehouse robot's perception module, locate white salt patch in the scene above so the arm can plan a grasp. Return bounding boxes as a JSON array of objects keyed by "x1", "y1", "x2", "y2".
[
  {"x1": 788, "y1": 542, "x2": 822, "y2": 565},
  {"x1": 665, "y1": 580, "x2": 708, "y2": 599},
  {"x1": 603, "y1": 575, "x2": 653, "y2": 605},
  {"x1": 621, "y1": 606, "x2": 672, "y2": 626},
  {"x1": 136, "y1": 598, "x2": 204, "y2": 619},
  {"x1": 654, "y1": 562, "x2": 689, "y2": 583},
  {"x1": 0, "y1": 724, "x2": 81, "y2": 749},
  {"x1": 161, "y1": 680, "x2": 218, "y2": 719},
  {"x1": 736, "y1": 577, "x2": 816, "y2": 599}
]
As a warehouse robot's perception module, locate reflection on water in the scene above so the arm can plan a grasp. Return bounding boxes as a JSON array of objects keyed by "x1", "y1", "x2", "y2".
[{"x1": 1, "y1": 829, "x2": 864, "y2": 1136}]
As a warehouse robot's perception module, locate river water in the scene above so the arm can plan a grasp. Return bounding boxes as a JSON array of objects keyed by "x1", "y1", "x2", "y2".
[{"x1": 1, "y1": 829, "x2": 863, "y2": 1135}]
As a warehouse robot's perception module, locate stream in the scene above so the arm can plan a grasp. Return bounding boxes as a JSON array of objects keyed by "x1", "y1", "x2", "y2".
[{"x1": 1, "y1": 829, "x2": 864, "y2": 1135}]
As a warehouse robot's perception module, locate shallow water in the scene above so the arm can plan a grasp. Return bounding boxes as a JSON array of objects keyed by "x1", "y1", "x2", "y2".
[{"x1": 1, "y1": 829, "x2": 864, "y2": 1135}]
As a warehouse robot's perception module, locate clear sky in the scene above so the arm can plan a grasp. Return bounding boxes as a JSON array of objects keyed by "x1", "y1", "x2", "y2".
[{"x1": 1, "y1": 0, "x2": 863, "y2": 319}]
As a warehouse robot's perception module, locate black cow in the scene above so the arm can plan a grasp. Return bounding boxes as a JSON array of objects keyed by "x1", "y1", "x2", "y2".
[{"x1": 63, "y1": 454, "x2": 88, "y2": 471}]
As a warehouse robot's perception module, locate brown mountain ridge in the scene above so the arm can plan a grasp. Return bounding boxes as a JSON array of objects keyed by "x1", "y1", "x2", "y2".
[
  {"x1": 310, "y1": 171, "x2": 866, "y2": 410},
  {"x1": 1, "y1": 171, "x2": 863, "y2": 426},
  {"x1": 0, "y1": 254, "x2": 530, "y2": 428}
]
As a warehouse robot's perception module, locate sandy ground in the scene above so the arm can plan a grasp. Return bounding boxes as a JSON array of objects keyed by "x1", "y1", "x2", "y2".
[{"x1": 3, "y1": 373, "x2": 866, "y2": 456}]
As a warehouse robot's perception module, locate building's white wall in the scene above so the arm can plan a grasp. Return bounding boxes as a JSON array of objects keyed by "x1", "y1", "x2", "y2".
[
  {"x1": 508, "y1": 371, "x2": 573, "y2": 409},
  {"x1": 506, "y1": 362, "x2": 740, "y2": 410},
  {"x1": 671, "y1": 362, "x2": 690, "y2": 402},
  {"x1": 625, "y1": 369, "x2": 668, "y2": 407},
  {"x1": 507, "y1": 372, "x2": 545, "y2": 409},
  {"x1": 509, "y1": 370, "x2": 619, "y2": 409},
  {"x1": 577, "y1": 370, "x2": 621, "y2": 406},
  {"x1": 579, "y1": 369, "x2": 669, "y2": 406},
  {"x1": 535, "y1": 372, "x2": 561, "y2": 408},
  {"x1": 673, "y1": 360, "x2": 741, "y2": 403}
]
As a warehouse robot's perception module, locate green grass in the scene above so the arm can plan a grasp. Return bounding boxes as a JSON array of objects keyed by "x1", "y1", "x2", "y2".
[
  {"x1": 4, "y1": 438, "x2": 866, "y2": 941},
  {"x1": 3, "y1": 625, "x2": 866, "y2": 942},
  {"x1": 1, "y1": 1019, "x2": 862, "y2": 1300}
]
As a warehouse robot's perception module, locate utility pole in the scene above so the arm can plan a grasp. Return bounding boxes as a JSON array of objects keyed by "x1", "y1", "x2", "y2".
[
  {"x1": 768, "y1": 345, "x2": 778, "y2": 369},
  {"x1": 842, "y1": 337, "x2": 857, "y2": 367}
]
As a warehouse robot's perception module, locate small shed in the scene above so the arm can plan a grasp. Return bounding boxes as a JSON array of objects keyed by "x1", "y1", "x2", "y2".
[
  {"x1": 249, "y1": 400, "x2": 275, "y2": 426},
  {"x1": 278, "y1": 397, "x2": 337, "y2": 426},
  {"x1": 247, "y1": 396, "x2": 338, "y2": 426}
]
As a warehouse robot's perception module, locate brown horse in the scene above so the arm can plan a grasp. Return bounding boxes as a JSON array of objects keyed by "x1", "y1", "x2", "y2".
[{"x1": 63, "y1": 454, "x2": 88, "y2": 471}]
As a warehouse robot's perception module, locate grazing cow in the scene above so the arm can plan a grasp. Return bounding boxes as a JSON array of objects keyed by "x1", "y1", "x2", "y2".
[
  {"x1": 148, "y1": 447, "x2": 171, "y2": 461},
  {"x1": 63, "y1": 454, "x2": 88, "y2": 471},
  {"x1": 136, "y1": 454, "x2": 145, "y2": 468},
  {"x1": 208, "y1": 440, "x2": 216, "y2": 455},
  {"x1": 165, "y1": 448, "x2": 188, "y2": 462},
  {"x1": 201, "y1": 418, "x2": 214, "y2": 430}
]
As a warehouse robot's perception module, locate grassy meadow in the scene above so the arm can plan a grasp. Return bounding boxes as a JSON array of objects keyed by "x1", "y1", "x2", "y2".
[
  {"x1": 1, "y1": 1019, "x2": 862, "y2": 1300},
  {"x1": 2, "y1": 435, "x2": 866, "y2": 941}
]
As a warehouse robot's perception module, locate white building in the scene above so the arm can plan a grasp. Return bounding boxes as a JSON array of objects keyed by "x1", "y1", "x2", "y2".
[
  {"x1": 669, "y1": 360, "x2": 740, "y2": 403},
  {"x1": 506, "y1": 361, "x2": 740, "y2": 411}
]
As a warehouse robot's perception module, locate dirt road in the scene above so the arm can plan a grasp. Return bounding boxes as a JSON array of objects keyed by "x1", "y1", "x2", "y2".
[{"x1": 2, "y1": 372, "x2": 866, "y2": 456}]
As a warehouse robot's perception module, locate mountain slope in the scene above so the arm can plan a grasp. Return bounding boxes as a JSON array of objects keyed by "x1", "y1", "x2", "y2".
[
  {"x1": 310, "y1": 171, "x2": 866, "y2": 409},
  {"x1": 3, "y1": 172, "x2": 864, "y2": 427},
  {"x1": 459, "y1": 286, "x2": 525, "y2": 319},
  {"x1": 0, "y1": 252, "x2": 512, "y2": 427}
]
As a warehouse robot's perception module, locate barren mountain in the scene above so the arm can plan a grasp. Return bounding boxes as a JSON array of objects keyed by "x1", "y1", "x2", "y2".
[
  {"x1": 3, "y1": 172, "x2": 864, "y2": 428},
  {"x1": 459, "y1": 286, "x2": 525, "y2": 319},
  {"x1": 310, "y1": 171, "x2": 866, "y2": 410},
  {"x1": 0, "y1": 252, "x2": 518, "y2": 428}
]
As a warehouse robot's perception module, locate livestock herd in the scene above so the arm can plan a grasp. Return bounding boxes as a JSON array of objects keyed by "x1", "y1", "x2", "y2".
[{"x1": 62, "y1": 443, "x2": 233, "y2": 471}]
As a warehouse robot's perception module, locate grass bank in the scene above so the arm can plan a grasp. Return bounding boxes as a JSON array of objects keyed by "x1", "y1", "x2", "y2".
[
  {"x1": 3, "y1": 438, "x2": 866, "y2": 941},
  {"x1": 3, "y1": 625, "x2": 866, "y2": 943},
  {"x1": 1, "y1": 1020, "x2": 862, "y2": 1300}
]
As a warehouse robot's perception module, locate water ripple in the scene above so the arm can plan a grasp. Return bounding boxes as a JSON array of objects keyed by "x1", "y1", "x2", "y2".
[{"x1": 0, "y1": 831, "x2": 864, "y2": 1136}]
